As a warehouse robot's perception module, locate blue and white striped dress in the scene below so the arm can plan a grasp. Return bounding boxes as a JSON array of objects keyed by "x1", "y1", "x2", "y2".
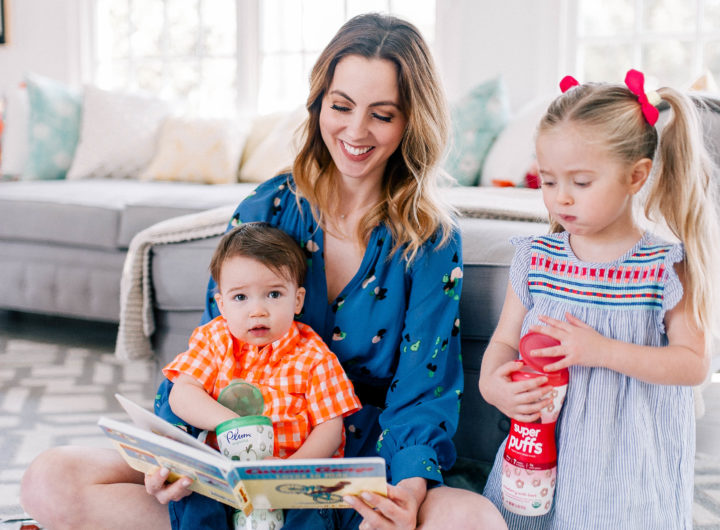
[{"x1": 483, "y1": 232, "x2": 693, "y2": 529}]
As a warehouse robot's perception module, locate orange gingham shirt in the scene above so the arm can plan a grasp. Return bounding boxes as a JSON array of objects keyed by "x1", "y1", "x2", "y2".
[{"x1": 163, "y1": 317, "x2": 361, "y2": 458}]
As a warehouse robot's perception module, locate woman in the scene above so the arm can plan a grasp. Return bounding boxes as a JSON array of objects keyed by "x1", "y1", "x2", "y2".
[{"x1": 21, "y1": 13, "x2": 505, "y2": 530}]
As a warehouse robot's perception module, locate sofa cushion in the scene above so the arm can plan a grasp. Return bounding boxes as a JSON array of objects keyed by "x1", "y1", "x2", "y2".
[
  {"x1": 0, "y1": 180, "x2": 254, "y2": 250},
  {"x1": 0, "y1": 239, "x2": 124, "y2": 322},
  {"x1": 24, "y1": 73, "x2": 82, "y2": 181},
  {"x1": 445, "y1": 77, "x2": 511, "y2": 187},
  {"x1": 116, "y1": 183, "x2": 255, "y2": 247},
  {"x1": 67, "y1": 86, "x2": 171, "y2": 180},
  {"x1": 139, "y1": 117, "x2": 248, "y2": 184}
]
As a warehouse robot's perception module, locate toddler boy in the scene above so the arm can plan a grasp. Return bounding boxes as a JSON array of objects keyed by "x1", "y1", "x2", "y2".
[{"x1": 162, "y1": 222, "x2": 361, "y2": 458}]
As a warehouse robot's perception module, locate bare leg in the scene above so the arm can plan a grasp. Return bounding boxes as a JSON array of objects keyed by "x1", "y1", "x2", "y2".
[
  {"x1": 418, "y1": 485, "x2": 507, "y2": 529},
  {"x1": 21, "y1": 446, "x2": 170, "y2": 530}
]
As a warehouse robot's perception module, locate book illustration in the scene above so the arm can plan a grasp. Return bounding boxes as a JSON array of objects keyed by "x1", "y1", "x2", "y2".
[
  {"x1": 275, "y1": 480, "x2": 351, "y2": 504},
  {"x1": 100, "y1": 394, "x2": 388, "y2": 512}
]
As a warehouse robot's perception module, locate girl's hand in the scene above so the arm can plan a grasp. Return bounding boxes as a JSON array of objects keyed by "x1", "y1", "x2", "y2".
[
  {"x1": 481, "y1": 359, "x2": 553, "y2": 423},
  {"x1": 344, "y1": 477, "x2": 425, "y2": 530},
  {"x1": 144, "y1": 467, "x2": 192, "y2": 504},
  {"x1": 529, "y1": 313, "x2": 609, "y2": 371}
]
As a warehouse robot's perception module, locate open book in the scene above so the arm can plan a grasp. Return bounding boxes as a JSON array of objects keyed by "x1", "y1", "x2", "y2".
[{"x1": 98, "y1": 394, "x2": 387, "y2": 515}]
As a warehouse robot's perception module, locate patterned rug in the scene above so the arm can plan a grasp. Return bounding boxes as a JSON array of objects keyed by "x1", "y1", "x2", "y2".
[
  {"x1": 0, "y1": 313, "x2": 156, "y2": 522},
  {"x1": 1, "y1": 312, "x2": 720, "y2": 528}
]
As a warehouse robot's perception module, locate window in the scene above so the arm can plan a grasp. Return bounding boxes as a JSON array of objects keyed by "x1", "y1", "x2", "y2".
[
  {"x1": 256, "y1": 0, "x2": 436, "y2": 113},
  {"x1": 90, "y1": 0, "x2": 436, "y2": 118},
  {"x1": 568, "y1": 0, "x2": 720, "y2": 88}
]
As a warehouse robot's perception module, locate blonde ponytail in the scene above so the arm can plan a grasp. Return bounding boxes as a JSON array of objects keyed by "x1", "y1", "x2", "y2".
[{"x1": 645, "y1": 89, "x2": 720, "y2": 342}]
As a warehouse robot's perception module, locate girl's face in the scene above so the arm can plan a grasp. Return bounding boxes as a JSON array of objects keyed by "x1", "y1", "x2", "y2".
[
  {"x1": 319, "y1": 55, "x2": 407, "y2": 187},
  {"x1": 536, "y1": 122, "x2": 640, "y2": 243}
]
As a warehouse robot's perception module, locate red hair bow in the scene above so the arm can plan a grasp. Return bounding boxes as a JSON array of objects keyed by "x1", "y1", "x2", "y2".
[
  {"x1": 559, "y1": 75, "x2": 579, "y2": 93},
  {"x1": 624, "y1": 69, "x2": 659, "y2": 126}
]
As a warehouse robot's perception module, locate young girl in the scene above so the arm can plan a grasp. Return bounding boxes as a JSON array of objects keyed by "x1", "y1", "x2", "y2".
[{"x1": 479, "y1": 69, "x2": 720, "y2": 528}]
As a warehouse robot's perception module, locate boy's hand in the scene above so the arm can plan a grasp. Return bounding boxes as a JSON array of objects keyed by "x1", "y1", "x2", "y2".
[
  {"x1": 529, "y1": 313, "x2": 608, "y2": 371},
  {"x1": 482, "y1": 359, "x2": 553, "y2": 422}
]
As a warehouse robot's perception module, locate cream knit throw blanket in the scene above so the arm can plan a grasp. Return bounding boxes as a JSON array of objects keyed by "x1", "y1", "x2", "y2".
[{"x1": 115, "y1": 204, "x2": 236, "y2": 361}]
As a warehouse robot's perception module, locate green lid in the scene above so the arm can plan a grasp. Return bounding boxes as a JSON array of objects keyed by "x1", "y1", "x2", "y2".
[
  {"x1": 216, "y1": 415, "x2": 272, "y2": 435},
  {"x1": 218, "y1": 379, "x2": 265, "y2": 416}
]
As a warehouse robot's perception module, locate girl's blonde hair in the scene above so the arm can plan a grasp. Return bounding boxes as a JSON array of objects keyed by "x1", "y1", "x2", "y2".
[
  {"x1": 292, "y1": 13, "x2": 454, "y2": 262},
  {"x1": 539, "y1": 82, "x2": 720, "y2": 340}
]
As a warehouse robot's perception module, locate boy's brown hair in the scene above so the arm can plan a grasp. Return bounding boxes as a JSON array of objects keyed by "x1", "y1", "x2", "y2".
[{"x1": 210, "y1": 222, "x2": 306, "y2": 289}]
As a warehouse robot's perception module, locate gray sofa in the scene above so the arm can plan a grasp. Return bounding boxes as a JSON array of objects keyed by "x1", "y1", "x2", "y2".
[{"x1": 0, "y1": 179, "x2": 255, "y2": 321}]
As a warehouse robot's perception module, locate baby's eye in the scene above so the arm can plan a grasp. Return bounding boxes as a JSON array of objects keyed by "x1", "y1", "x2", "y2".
[
  {"x1": 540, "y1": 180, "x2": 555, "y2": 187},
  {"x1": 574, "y1": 181, "x2": 590, "y2": 187},
  {"x1": 372, "y1": 112, "x2": 392, "y2": 123},
  {"x1": 233, "y1": 294, "x2": 246, "y2": 301},
  {"x1": 268, "y1": 291, "x2": 282, "y2": 299},
  {"x1": 330, "y1": 103, "x2": 350, "y2": 112}
]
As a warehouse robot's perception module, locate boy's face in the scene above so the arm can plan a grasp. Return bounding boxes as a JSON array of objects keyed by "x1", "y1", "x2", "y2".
[{"x1": 214, "y1": 256, "x2": 305, "y2": 347}]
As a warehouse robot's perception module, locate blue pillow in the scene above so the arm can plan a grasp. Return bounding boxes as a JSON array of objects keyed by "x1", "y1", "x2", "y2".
[
  {"x1": 24, "y1": 73, "x2": 82, "y2": 180},
  {"x1": 445, "y1": 77, "x2": 510, "y2": 186}
]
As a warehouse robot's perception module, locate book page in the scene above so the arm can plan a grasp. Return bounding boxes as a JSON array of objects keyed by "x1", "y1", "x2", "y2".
[
  {"x1": 115, "y1": 393, "x2": 216, "y2": 455},
  {"x1": 98, "y1": 416, "x2": 250, "y2": 512}
]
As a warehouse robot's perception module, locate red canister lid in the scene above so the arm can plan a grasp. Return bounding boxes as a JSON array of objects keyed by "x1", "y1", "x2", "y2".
[
  {"x1": 518, "y1": 332, "x2": 569, "y2": 384},
  {"x1": 511, "y1": 362, "x2": 568, "y2": 386}
]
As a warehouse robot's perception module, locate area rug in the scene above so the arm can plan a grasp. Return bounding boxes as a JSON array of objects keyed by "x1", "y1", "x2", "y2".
[
  {"x1": 0, "y1": 317, "x2": 156, "y2": 520},
  {"x1": 1, "y1": 316, "x2": 720, "y2": 528}
]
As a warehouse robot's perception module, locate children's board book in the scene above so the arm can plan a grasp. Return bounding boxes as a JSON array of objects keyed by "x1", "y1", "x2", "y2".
[{"x1": 98, "y1": 394, "x2": 388, "y2": 515}]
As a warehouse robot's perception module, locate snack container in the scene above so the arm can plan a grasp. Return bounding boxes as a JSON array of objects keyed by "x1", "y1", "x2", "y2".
[
  {"x1": 501, "y1": 333, "x2": 569, "y2": 516},
  {"x1": 216, "y1": 415, "x2": 273, "y2": 462}
]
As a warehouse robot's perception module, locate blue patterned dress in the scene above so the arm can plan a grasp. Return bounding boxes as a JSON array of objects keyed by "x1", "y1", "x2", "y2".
[
  {"x1": 483, "y1": 232, "x2": 693, "y2": 530},
  {"x1": 163, "y1": 173, "x2": 464, "y2": 529}
]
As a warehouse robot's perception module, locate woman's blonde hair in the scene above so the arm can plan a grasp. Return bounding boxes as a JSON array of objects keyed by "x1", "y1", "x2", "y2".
[
  {"x1": 539, "y1": 82, "x2": 720, "y2": 341},
  {"x1": 292, "y1": 13, "x2": 454, "y2": 262}
]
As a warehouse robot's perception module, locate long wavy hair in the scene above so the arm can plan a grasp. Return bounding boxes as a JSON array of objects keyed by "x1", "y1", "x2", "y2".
[
  {"x1": 539, "y1": 82, "x2": 720, "y2": 343},
  {"x1": 292, "y1": 13, "x2": 454, "y2": 262}
]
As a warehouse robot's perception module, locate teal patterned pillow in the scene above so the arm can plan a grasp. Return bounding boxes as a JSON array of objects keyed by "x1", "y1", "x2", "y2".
[
  {"x1": 24, "y1": 73, "x2": 82, "y2": 180},
  {"x1": 445, "y1": 77, "x2": 511, "y2": 186}
]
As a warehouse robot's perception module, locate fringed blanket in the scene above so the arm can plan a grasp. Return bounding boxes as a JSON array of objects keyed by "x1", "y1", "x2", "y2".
[{"x1": 115, "y1": 204, "x2": 236, "y2": 361}]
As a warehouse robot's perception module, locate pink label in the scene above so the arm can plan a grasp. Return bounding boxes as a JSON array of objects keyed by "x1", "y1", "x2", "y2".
[{"x1": 503, "y1": 420, "x2": 557, "y2": 470}]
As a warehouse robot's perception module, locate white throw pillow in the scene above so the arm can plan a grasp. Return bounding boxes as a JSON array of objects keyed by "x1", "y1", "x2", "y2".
[
  {"x1": 67, "y1": 85, "x2": 171, "y2": 180},
  {"x1": 140, "y1": 117, "x2": 248, "y2": 184},
  {"x1": 1, "y1": 86, "x2": 29, "y2": 177},
  {"x1": 239, "y1": 106, "x2": 306, "y2": 183},
  {"x1": 480, "y1": 96, "x2": 554, "y2": 187}
]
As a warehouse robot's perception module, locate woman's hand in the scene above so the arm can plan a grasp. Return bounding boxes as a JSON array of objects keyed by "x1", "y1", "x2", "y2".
[
  {"x1": 144, "y1": 467, "x2": 193, "y2": 504},
  {"x1": 529, "y1": 313, "x2": 609, "y2": 371},
  {"x1": 482, "y1": 359, "x2": 553, "y2": 422},
  {"x1": 344, "y1": 477, "x2": 426, "y2": 530}
]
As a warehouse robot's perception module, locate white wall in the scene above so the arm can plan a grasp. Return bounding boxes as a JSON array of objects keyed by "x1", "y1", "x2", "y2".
[
  {"x1": 436, "y1": 0, "x2": 567, "y2": 111},
  {"x1": 0, "y1": 0, "x2": 87, "y2": 93},
  {"x1": 0, "y1": 0, "x2": 564, "y2": 112}
]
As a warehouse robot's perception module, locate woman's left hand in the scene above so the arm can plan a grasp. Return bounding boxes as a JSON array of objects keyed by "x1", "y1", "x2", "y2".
[
  {"x1": 344, "y1": 477, "x2": 427, "y2": 530},
  {"x1": 529, "y1": 312, "x2": 609, "y2": 371}
]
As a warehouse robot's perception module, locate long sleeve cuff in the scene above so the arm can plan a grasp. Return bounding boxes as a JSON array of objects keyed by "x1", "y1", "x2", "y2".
[{"x1": 389, "y1": 444, "x2": 444, "y2": 485}]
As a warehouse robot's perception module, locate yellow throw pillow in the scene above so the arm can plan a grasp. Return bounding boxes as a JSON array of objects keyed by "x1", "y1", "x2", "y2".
[
  {"x1": 140, "y1": 117, "x2": 247, "y2": 184},
  {"x1": 238, "y1": 106, "x2": 306, "y2": 183}
]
